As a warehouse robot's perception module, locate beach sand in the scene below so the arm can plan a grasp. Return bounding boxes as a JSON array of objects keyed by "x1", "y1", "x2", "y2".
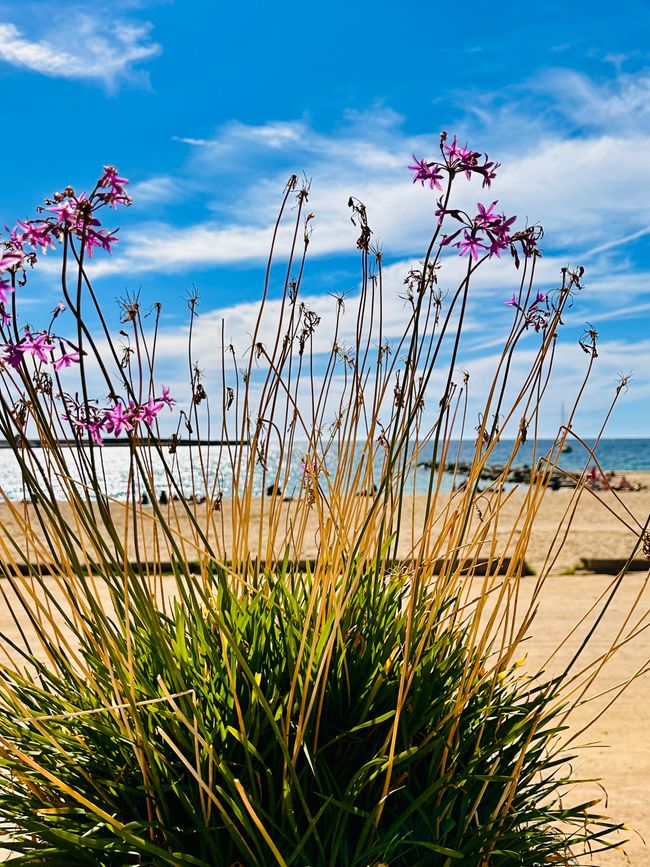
[{"x1": 0, "y1": 472, "x2": 648, "y2": 863}]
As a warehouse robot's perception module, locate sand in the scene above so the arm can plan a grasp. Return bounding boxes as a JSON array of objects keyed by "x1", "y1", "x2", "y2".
[{"x1": 0, "y1": 472, "x2": 648, "y2": 863}]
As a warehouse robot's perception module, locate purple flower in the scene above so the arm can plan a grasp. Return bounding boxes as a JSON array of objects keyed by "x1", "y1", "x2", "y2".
[
  {"x1": 100, "y1": 166, "x2": 129, "y2": 191},
  {"x1": 408, "y1": 156, "x2": 443, "y2": 190},
  {"x1": 505, "y1": 294, "x2": 518, "y2": 308},
  {"x1": 46, "y1": 200, "x2": 79, "y2": 225},
  {"x1": 440, "y1": 137, "x2": 499, "y2": 186},
  {"x1": 487, "y1": 237, "x2": 507, "y2": 258},
  {"x1": 493, "y1": 214, "x2": 517, "y2": 238},
  {"x1": 62, "y1": 413, "x2": 86, "y2": 434},
  {"x1": 434, "y1": 198, "x2": 448, "y2": 225},
  {"x1": 84, "y1": 227, "x2": 119, "y2": 257},
  {"x1": 53, "y1": 349, "x2": 81, "y2": 371},
  {"x1": 484, "y1": 212, "x2": 517, "y2": 258},
  {"x1": 0, "y1": 307, "x2": 11, "y2": 327},
  {"x1": 2, "y1": 342, "x2": 25, "y2": 368},
  {"x1": 21, "y1": 332, "x2": 55, "y2": 363},
  {"x1": 480, "y1": 165, "x2": 498, "y2": 188},
  {"x1": 98, "y1": 166, "x2": 131, "y2": 208},
  {"x1": 443, "y1": 136, "x2": 472, "y2": 162},
  {"x1": 7, "y1": 226, "x2": 23, "y2": 250},
  {"x1": 455, "y1": 231, "x2": 486, "y2": 260},
  {"x1": 476, "y1": 201, "x2": 500, "y2": 227},
  {"x1": 105, "y1": 403, "x2": 133, "y2": 437},
  {"x1": 15, "y1": 220, "x2": 55, "y2": 254},
  {"x1": 85, "y1": 420, "x2": 105, "y2": 446},
  {"x1": 160, "y1": 385, "x2": 175, "y2": 408},
  {"x1": 139, "y1": 396, "x2": 165, "y2": 426}
]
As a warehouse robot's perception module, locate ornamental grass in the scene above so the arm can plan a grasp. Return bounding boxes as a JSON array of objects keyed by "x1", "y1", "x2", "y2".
[{"x1": 0, "y1": 135, "x2": 646, "y2": 865}]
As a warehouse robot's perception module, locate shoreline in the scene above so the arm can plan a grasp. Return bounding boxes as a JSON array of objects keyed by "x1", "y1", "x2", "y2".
[{"x1": 0, "y1": 472, "x2": 648, "y2": 576}]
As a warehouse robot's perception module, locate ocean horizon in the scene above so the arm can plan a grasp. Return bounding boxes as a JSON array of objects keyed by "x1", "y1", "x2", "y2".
[{"x1": 0, "y1": 437, "x2": 648, "y2": 502}]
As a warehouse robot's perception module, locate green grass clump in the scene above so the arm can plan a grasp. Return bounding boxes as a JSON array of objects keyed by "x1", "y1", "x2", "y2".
[{"x1": 0, "y1": 565, "x2": 619, "y2": 865}]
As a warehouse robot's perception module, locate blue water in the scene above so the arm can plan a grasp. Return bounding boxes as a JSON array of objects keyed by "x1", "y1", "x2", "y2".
[
  {"x1": 416, "y1": 438, "x2": 650, "y2": 473},
  {"x1": 0, "y1": 439, "x2": 647, "y2": 501}
]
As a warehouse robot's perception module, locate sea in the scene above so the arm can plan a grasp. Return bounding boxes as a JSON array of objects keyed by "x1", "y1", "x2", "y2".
[{"x1": 0, "y1": 438, "x2": 648, "y2": 502}]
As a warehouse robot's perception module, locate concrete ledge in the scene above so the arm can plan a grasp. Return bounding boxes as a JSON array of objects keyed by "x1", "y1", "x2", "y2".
[
  {"x1": 581, "y1": 557, "x2": 649, "y2": 574},
  {"x1": 0, "y1": 556, "x2": 532, "y2": 578}
]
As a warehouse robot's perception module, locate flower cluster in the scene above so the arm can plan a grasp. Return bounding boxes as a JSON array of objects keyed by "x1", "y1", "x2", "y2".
[
  {"x1": 437, "y1": 200, "x2": 540, "y2": 266},
  {"x1": 7, "y1": 165, "x2": 130, "y2": 262},
  {"x1": 2, "y1": 329, "x2": 80, "y2": 371},
  {"x1": 409, "y1": 134, "x2": 542, "y2": 267},
  {"x1": 409, "y1": 132, "x2": 499, "y2": 191},
  {"x1": 63, "y1": 387, "x2": 175, "y2": 446},
  {"x1": 0, "y1": 167, "x2": 129, "y2": 328}
]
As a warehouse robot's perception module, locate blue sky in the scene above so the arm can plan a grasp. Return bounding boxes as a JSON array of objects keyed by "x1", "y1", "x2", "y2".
[{"x1": 1, "y1": 0, "x2": 649, "y2": 437}]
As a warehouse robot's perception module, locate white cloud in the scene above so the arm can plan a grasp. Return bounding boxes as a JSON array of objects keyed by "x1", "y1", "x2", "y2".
[
  {"x1": 82, "y1": 74, "x2": 650, "y2": 281},
  {"x1": 128, "y1": 176, "x2": 180, "y2": 205},
  {"x1": 172, "y1": 136, "x2": 210, "y2": 147},
  {"x1": 538, "y1": 68, "x2": 650, "y2": 131},
  {"x1": 0, "y1": 13, "x2": 160, "y2": 87}
]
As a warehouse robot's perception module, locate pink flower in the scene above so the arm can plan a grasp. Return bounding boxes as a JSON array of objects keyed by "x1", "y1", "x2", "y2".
[
  {"x1": 408, "y1": 156, "x2": 444, "y2": 190},
  {"x1": 53, "y1": 349, "x2": 81, "y2": 371},
  {"x1": 15, "y1": 220, "x2": 55, "y2": 254},
  {"x1": 139, "y1": 396, "x2": 165, "y2": 426},
  {"x1": 7, "y1": 226, "x2": 23, "y2": 250},
  {"x1": 22, "y1": 332, "x2": 55, "y2": 363},
  {"x1": 0, "y1": 308, "x2": 11, "y2": 327},
  {"x1": 2, "y1": 342, "x2": 25, "y2": 368},
  {"x1": 98, "y1": 166, "x2": 131, "y2": 208},
  {"x1": 46, "y1": 200, "x2": 79, "y2": 225},
  {"x1": 443, "y1": 136, "x2": 472, "y2": 162},
  {"x1": 439, "y1": 137, "x2": 499, "y2": 187},
  {"x1": 455, "y1": 231, "x2": 486, "y2": 260},
  {"x1": 84, "y1": 227, "x2": 119, "y2": 257},
  {"x1": 127, "y1": 400, "x2": 143, "y2": 423},
  {"x1": 485, "y1": 213, "x2": 517, "y2": 258},
  {"x1": 160, "y1": 385, "x2": 175, "y2": 408},
  {"x1": 100, "y1": 166, "x2": 129, "y2": 190},
  {"x1": 476, "y1": 201, "x2": 500, "y2": 227},
  {"x1": 505, "y1": 294, "x2": 518, "y2": 308},
  {"x1": 104, "y1": 403, "x2": 133, "y2": 437},
  {"x1": 492, "y1": 214, "x2": 517, "y2": 238},
  {"x1": 85, "y1": 420, "x2": 105, "y2": 446}
]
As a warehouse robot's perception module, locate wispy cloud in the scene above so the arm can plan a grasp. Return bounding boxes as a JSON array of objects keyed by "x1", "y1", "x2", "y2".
[
  {"x1": 537, "y1": 67, "x2": 650, "y2": 131},
  {"x1": 128, "y1": 175, "x2": 181, "y2": 205},
  {"x1": 580, "y1": 226, "x2": 650, "y2": 258},
  {"x1": 0, "y1": 10, "x2": 160, "y2": 88},
  {"x1": 89, "y1": 82, "x2": 650, "y2": 281},
  {"x1": 172, "y1": 136, "x2": 209, "y2": 147}
]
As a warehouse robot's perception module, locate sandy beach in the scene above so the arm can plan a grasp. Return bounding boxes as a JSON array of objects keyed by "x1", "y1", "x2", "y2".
[{"x1": 0, "y1": 472, "x2": 648, "y2": 863}]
